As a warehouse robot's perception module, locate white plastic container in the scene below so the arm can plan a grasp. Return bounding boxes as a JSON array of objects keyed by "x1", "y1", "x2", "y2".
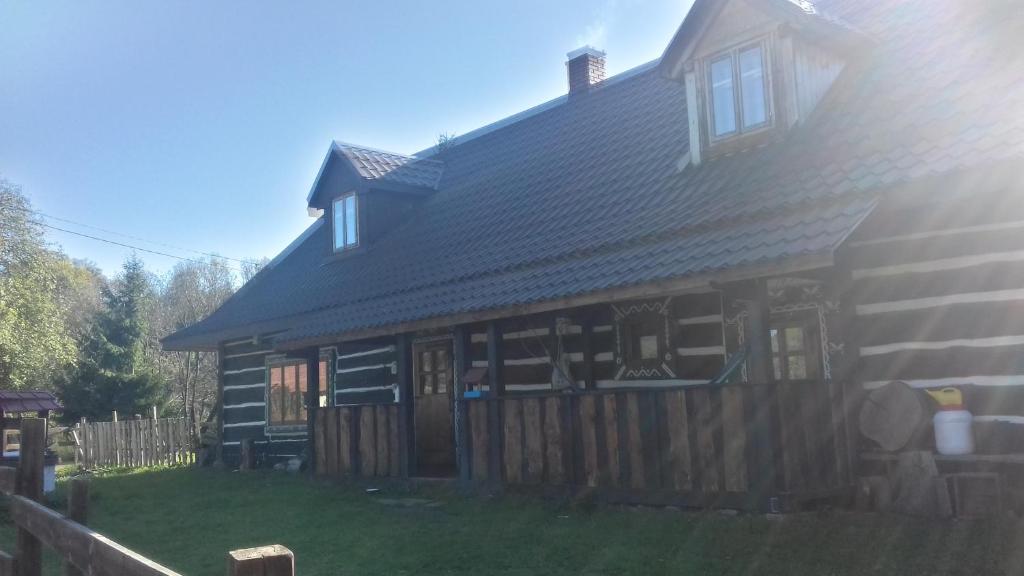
[{"x1": 933, "y1": 409, "x2": 974, "y2": 456}]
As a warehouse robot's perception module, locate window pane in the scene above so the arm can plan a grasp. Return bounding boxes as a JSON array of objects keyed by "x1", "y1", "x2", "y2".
[
  {"x1": 269, "y1": 367, "x2": 283, "y2": 423},
  {"x1": 788, "y1": 355, "x2": 808, "y2": 379},
  {"x1": 332, "y1": 199, "x2": 345, "y2": 251},
  {"x1": 437, "y1": 349, "x2": 448, "y2": 370},
  {"x1": 770, "y1": 329, "x2": 779, "y2": 353},
  {"x1": 283, "y1": 365, "x2": 296, "y2": 421},
  {"x1": 739, "y1": 46, "x2": 767, "y2": 128},
  {"x1": 421, "y1": 351, "x2": 432, "y2": 372},
  {"x1": 773, "y1": 356, "x2": 782, "y2": 380},
  {"x1": 437, "y1": 371, "x2": 448, "y2": 394},
  {"x1": 639, "y1": 335, "x2": 659, "y2": 360},
  {"x1": 710, "y1": 56, "x2": 736, "y2": 136},
  {"x1": 319, "y1": 359, "x2": 330, "y2": 407},
  {"x1": 785, "y1": 327, "x2": 805, "y2": 352},
  {"x1": 423, "y1": 375, "x2": 434, "y2": 395},
  {"x1": 345, "y1": 195, "x2": 358, "y2": 246}
]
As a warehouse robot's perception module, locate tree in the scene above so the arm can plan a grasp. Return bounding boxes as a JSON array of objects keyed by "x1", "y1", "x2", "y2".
[
  {"x1": 0, "y1": 180, "x2": 81, "y2": 390},
  {"x1": 240, "y1": 256, "x2": 270, "y2": 284},
  {"x1": 154, "y1": 258, "x2": 234, "y2": 426}
]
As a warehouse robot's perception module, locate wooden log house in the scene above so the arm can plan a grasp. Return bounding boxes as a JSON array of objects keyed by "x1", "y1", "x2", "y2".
[{"x1": 163, "y1": 0, "x2": 1024, "y2": 510}]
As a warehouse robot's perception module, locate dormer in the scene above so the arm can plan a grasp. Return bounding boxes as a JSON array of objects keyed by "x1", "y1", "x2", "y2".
[
  {"x1": 661, "y1": 0, "x2": 867, "y2": 165},
  {"x1": 306, "y1": 142, "x2": 445, "y2": 256}
]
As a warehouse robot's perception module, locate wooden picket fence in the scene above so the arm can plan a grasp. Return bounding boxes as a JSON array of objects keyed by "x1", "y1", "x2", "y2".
[
  {"x1": 2, "y1": 418, "x2": 295, "y2": 576},
  {"x1": 74, "y1": 414, "x2": 194, "y2": 469}
]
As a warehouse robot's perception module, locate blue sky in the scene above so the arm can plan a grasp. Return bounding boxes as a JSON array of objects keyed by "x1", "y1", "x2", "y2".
[{"x1": 1, "y1": 0, "x2": 693, "y2": 278}]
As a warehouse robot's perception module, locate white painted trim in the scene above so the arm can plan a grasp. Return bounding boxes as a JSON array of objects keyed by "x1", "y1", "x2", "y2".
[
  {"x1": 266, "y1": 431, "x2": 307, "y2": 437},
  {"x1": 470, "y1": 333, "x2": 488, "y2": 343},
  {"x1": 862, "y1": 375, "x2": 1024, "y2": 389},
  {"x1": 848, "y1": 219, "x2": 1024, "y2": 248},
  {"x1": 594, "y1": 352, "x2": 615, "y2": 362},
  {"x1": 974, "y1": 415, "x2": 1024, "y2": 425},
  {"x1": 506, "y1": 383, "x2": 555, "y2": 391},
  {"x1": 593, "y1": 325, "x2": 613, "y2": 333},
  {"x1": 503, "y1": 328, "x2": 550, "y2": 340},
  {"x1": 223, "y1": 349, "x2": 274, "y2": 359},
  {"x1": 852, "y1": 249, "x2": 1024, "y2": 280},
  {"x1": 222, "y1": 440, "x2": 269, "y2": 446},
  {"x1": 566, "y1": 352, "x2": 584, "y2": 362},
  {"x1": 860, "y1": 335, "x2": 1024, "y2": 357},
  {"x1": 685, "y1": 71, "x2": 701, "y2": 166},
  {"x1": 856, "y1": 289, "x2": 1024, "y2": 316},
  {"x1": 336, "y1": 363, "x2": 392, "y2": 374},
  {"x1": 224, "y1": 336, "x2": 258, "y2": 347},
  {"x1": 335, "y1": 385, "x2": 396, "y2": 394},
  {"x1": 676, "y1": 346, "x2": 726, "y2": 357},
  {"x1": 223, "y1": 383, "x2": 266, "y2": 391},
  {"x1": 223, "y1": 420, "x2": 266, "y2": 428},
  {"x1": 471, "y1": 360, "x2": 489, "y2": 368},
  {"x1": 223, "y1": 366, "x2": 265, "y2": 375},
  {"x1": 596, "y1": 379, "x2": 709, "y2": 389},
  {"x1": 504, "y1": 356, "x2": 550, "y2": 366},
  {"x1": 676, "y1": 314, "x2": 722, "y2": 326},
  {"x1": 338, "y1": 346, "x2": 395, "y2": 360},
  {"x1": 224, "y1": 402, "x2": 266, "y2": 409}
]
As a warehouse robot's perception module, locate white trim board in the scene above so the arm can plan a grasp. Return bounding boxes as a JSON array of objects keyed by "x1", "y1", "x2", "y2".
[
  {"x1": 223, "y1": 383, "x2": 266, "y2": 391},
  {"x1": 596, "y1": 379, "x2": 709, "y2": 389},
  {"x1": 974, "y1": 415, "x2": 1024, "y2": 425},
  {"x1": 223, "y1": 349, "x2": 274, "y2": 360},
  {"x1": 862, "y1": 375, "x2": 1024, "y2": 389},
  {"x1": 856, "y1": 289, "x2": 1024, "y2": 316},
  {"x1": 223, "y1": 402, "x2": 266, "y2": 409},
  {"x1": 860, "y1": 334, "x2": 1024, "y2": 357},
  {"x1": 504, "y1": 356, "x2": 550, "y2": 366},
  {"x1": 223, "y1": 420, "x2": 266, "y2": 428},
  {"x1": 335, "y1": 385, "x2": 396, "y2": 394},
  {"x1": 223, "y1": 366, "x2": 265, "y2": 375},
  {"x1": 852, "y1": 249, "x2": 1024, "y2": 280},
  {"x1": 676, "y1": 346, "x2": 725, "y2": 357},
  {"x1": 676, "y1": 314, "x2": 723, "y2": 326},
  {"x1": 338, "y1": 346, "x2": 394, "y2": 360},
  {"x1": 848, "y1": 219, "x2": 1024, "y2": 248},
  {"x1": 337, "y1": 363, "x2": 393, "y2": 374}
]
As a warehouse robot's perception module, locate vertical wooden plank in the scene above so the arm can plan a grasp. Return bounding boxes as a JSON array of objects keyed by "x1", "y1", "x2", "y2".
[
  {"x1": 626, "y1": 394, "x2": 645, "y2": 489},
  {"x1": 324, "y1": 409, "x2": 339, "y2": 476},
  {"x1": 16, "y1": 418, "x2": 45, "y2": 576},
  {"x1": 470, "y1": 401, "x2": 489, "y2": 481},
  {"x1": 722, "y1": 387, "x2": 748, "y2": 492},
  {"x1": 388, "y1": 405, "x2": 400, "y2": 476},
  {"x1": 315, "y1": 410, "x2": 327, "y2": 475},
  {"x1": 375, "y1": 405, "x2": 389, "y2": 477},
  {"x1": 777, "y1": 383, "x2": 803, "y2": 492},
  {"x1": 502, "y1": 400, "x2": 523, "y2": 484},
  {"x1": 227, "y1": 544, "x2": 295, "y2": 576},
  {"x1": 692, "y1": 388, "x2": 720, "y2": 493},
  {"x1": 522, "y1": 398, "x2": 543, "y2": 484},
  {"x1": 603, "y1": 394, "x2": 620, "y2": 487},
  {"x1": 359, "y1": 407, "x2": 376, "y2": 477},
  {"x1": 64, "y1": 477, "x2": 89, "y2": 576},
  {"x1": 338, "y1": 408, "x2": 352, "y2": 475},
  {"x1": 453, "y1": 325, "x2": 471, "y2": 484},
  {"x1": 578, "y1": 395, "x2": 599, "y2": 487},
  {"x1": 664, "y1": 389, "x2": 692, "y2": 491},
  {"x1": 396, "y1": 333, "x2": 414, "y2": 478},
  {"x1": 543, "y1": 396, "x2": 565, "y2": 484},
  {"x1": 486, "y1": 322, "x2": 505, "y2": 483}
]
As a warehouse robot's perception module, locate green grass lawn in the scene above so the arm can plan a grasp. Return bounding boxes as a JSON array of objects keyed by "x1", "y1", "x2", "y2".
[{"x1": 2, "y1": 467, "x2": 1024, "y2": 575}]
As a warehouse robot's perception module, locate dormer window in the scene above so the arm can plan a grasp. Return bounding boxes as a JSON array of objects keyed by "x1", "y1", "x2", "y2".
[
  {"x1": 707, "y1": 40, "x2": 771, "y2": 140},
  {"x1": 332, "y1": 193, "x2": 359, "y2": 251}
]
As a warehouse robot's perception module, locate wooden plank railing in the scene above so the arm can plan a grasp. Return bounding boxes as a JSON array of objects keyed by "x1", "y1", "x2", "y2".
[
  {"x1": 313, "y1": 404, "x2": 401, "y2": 479},
  {"x1": 76, "y1": 413, "x2": 193, "y2": 470},
  {"x1": 1, "y1": 418, "x2": 295, "y2": 576}
]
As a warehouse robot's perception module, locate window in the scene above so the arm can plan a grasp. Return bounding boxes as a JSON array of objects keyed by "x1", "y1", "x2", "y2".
[
  {"x1": 332, "y1": 193, "x2": 359, "y2": 251},
  {"x1": 268, "y1": 361, "x2": 308, "y2": 426},
  {"x1": 707, "y1": 41, "x2": 770, "y2": 139},
  {"x1": 770, "y1": 317, "x2": 820, "y2": 382},
  {"x1": 623, "y1": 314, "x2": 665, "y2": 367}
]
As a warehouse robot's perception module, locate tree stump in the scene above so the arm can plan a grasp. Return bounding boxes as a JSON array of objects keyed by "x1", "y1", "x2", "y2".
[{"x1": 859, "y1": 381, "x2": 928, "y2": 452}]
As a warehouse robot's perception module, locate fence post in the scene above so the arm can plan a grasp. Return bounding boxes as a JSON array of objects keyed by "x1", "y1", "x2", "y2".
[
  {"x1": 15, "y1": 418, "x2": 45, "y2": 576},
  {"x1": 63, "y1": 479, "x2": 89, "y2": 576},
  {"x1": 227, "y1": 545, "x2": 294, "y2": 576},
  {"x1": 239, "y1": 440, "x2": 253, "y2": 472}
]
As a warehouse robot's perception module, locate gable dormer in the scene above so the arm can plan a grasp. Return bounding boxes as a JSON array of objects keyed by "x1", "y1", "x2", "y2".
[
  {"x1": 661, "y1": 0, "x2": 866, "y2": 164},
  {"x1": 306, "y1": 142, "x2": 445, "y2": 256}
]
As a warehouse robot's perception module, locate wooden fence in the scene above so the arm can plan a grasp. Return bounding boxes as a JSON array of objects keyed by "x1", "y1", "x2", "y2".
[
  {"x1": 314, "y1": 404, "x2": 400, "y2": 478},
  {"x1": 311, "y1": 380, "x2": 853, "y2": 510},
  {"x1": 75, "y1": 415, "x2": 193, "y2": 469},
  {"x1": 2, "y1": 418, "x2": 295, "y2": 576},
  {"x1": 466, "y1": 380, "x2": 852, "y2": 508}
]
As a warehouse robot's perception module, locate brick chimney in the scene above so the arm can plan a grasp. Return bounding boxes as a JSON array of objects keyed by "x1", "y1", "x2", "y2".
[{"x1": 566, "y1": 46, "x2": 606, "y2": 95}]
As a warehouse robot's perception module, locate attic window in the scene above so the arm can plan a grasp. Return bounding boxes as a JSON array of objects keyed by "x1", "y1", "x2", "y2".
[
  {"x1": 707, "y1": 41, "x2": 771, "y2": 140},
  {"x1": 332, "y1": 193, "x2": 359, "y2": 251}
]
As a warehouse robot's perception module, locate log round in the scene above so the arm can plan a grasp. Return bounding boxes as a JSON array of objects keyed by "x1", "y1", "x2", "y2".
[{"x1": 859, "y1": 381, "x2": 927, "y2": 452}]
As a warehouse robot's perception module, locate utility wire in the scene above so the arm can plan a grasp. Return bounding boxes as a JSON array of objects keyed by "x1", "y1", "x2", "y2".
[
  {"x1": 40, "y1": 222, "x2": 245, "y2": 272},
  {"x1": 8, "y1": 204, "x2": 249, "y2": 264}
]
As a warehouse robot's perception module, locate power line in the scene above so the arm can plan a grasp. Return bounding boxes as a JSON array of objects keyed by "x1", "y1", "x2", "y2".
[
  {"x1": 40, "y1": 222, "x2": 245, "y2": 272},
  {"x1": 8, "y1": 204, "x2": 250, "y2": 264}
]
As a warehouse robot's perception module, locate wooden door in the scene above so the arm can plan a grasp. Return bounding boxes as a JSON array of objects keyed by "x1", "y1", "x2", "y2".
[{"x1": 414, "y1": 340, "x2": 455, "y2": 477}]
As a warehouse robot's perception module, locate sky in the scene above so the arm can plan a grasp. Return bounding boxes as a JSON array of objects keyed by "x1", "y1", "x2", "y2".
[{"x1": 1, "y1": 0, "x2": 694, "y2": 278}]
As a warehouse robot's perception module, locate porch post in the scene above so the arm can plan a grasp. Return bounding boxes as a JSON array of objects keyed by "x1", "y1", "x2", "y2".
[
  {"x1": 453, "y1": 326, "x2": 471, "y2": 484},
  {"x1": 396, "y1": 333, "x2": 415, "y2": 478},
  {"x1": 486, "y1": 320, "x2": 504, "y2": 482},
  {"x1": 305, "y1": 347, "x2": 320, "y2": 474},
  {"x1": 744, "y1": 278, "x2": 781, "y2": 510}
]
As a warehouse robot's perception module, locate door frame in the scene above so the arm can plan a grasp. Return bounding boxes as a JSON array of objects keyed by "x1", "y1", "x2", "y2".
[{"x1": 411, "y1": 336, "x2": 456, "y2": 476}]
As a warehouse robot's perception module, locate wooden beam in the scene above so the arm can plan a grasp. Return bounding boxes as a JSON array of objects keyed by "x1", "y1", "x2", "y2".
[
  {"x1": 64, "y1": 479, "x2": 88, "y2": 576},
  {"x1": 16, "y1": 417, "x2": 45, "y2": 576},
  {"x1": 486, "y1": 320, "x2": 505, "y2": 483},
  {"x1": 395, "y1": 334, "x2": 414, "y2": 478},
  {"x1": 305, "y1": 347, "x2": 320, "y2": 475},
  {"x1": 227, "y1": 545, "x2": 294, "y2": 576},
  {"x1": 0, "y1": 466, "x2": 16, "y2": 496},
  {"x1": 453, "y1": 325, "x2": 471, "y2": 484}
]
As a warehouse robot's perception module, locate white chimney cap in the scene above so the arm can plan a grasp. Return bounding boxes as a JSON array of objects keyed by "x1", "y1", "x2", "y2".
[{"x1": 566, "y1": 46, "x2": 606, "y2": 60}]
